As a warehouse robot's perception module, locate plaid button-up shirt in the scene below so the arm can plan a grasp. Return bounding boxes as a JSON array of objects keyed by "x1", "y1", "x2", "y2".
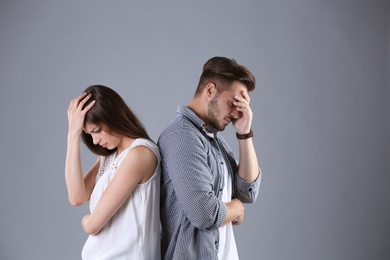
[{"x1": 158, "y1": 105, "x2": 261, "y2": 260}]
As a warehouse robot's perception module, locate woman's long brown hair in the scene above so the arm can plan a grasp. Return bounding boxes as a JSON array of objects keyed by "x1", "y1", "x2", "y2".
[{"x1": 80, "y1": 85, "x2": 150, "y2": 156}]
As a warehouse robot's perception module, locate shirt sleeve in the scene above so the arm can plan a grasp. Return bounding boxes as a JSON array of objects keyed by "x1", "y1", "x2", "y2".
[
  {"x1": 234, "y1": 168, "x2": 262, "y2": 203},
  {"x1": 219, "y1": 137, "x2": 262, "y2": 204},
  {"x1": 159, "y1": 129, "x2": 227, "y2": 231}
]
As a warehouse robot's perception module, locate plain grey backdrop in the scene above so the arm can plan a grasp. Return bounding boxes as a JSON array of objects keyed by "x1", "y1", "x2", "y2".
[{"x1": 0, "y1": 1, "x2": 389, "y2": 259}]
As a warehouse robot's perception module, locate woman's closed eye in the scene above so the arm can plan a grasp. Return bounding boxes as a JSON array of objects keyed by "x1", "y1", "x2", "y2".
[{"x1": 91, "y1": 128, "x2": 101, "y2": 134}]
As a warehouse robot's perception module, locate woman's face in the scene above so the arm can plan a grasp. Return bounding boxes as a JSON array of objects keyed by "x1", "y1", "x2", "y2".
[{"x1": 84, "y1": 122, "x2": 121, "y2": 150}]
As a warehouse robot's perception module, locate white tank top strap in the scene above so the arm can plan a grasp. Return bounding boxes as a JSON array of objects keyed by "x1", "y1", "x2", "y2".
[{"x1": 129, "y1": 138, "x2": 160, "y2": 161}]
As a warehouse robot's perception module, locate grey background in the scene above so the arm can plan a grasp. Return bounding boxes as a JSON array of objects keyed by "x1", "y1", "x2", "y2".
[{"x1": 0, "y1": 0, "x2": 389, "y2": 259}]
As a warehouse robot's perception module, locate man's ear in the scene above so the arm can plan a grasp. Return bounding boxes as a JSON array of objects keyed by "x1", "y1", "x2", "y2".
[{"x1": 204, "y1": 82, "x2": 217, "y2": 100}]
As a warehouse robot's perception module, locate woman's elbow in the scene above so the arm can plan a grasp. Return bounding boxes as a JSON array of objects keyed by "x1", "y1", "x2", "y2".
[
  {"x1": 83, "y1": 225, "x2": 100, "y2": 236},
  {"x1": 68, "y1": 194, "x2": 88, "y2": 207},
  {"x1": 82, "y1": 214, "x2": 101, "y2": 235},
  {"x1": 69, "y1": 199, "x2": 83, "y2": 207}
]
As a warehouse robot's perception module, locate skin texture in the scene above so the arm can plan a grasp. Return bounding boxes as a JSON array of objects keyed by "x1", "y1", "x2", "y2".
[{"x1": 65, "y1": 92, "x2": 157, "y2": 235}]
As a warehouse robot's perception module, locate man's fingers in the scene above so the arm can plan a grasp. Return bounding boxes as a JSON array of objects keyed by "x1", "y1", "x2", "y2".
[{"x1": 241, "y1": 91, "x2": 250, "y2": 104}]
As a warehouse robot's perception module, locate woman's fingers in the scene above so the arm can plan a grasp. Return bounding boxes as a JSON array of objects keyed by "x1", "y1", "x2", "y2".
[
  {"x1": 68, "y1": 92, "x2": 95, "y2": 114},
  {"x1": 68, "y1": 92, "x2": 87, "y2": 111},
  {"x1": 78, "y1": 93, "x2": 92, "y2": 109},
  {"x1": 83, "y1": 99, "x2": 96, "y2": 113},
  {"x1": 67, "y1": 92, "x2": 95, "y2": 136}
]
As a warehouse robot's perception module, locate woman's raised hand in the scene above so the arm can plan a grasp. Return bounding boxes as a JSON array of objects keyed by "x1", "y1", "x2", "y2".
[{"x1": 67, "y1": 92, "x2": 96, "y2": 138}]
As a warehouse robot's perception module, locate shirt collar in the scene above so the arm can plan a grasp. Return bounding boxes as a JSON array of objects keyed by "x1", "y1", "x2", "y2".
[{"x1": 176, "y1": 105, "x2": 219, "y2": 136}]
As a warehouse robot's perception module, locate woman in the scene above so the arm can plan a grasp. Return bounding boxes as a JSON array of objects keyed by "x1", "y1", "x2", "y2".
[{"x1": 65, "y1": 85, "x2": 160, "y2": 259}]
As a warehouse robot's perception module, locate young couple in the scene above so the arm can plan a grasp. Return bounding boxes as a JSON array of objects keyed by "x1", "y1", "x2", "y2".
[{"x1": 65, "y1": 56, "x2": 262, "y2": 260}]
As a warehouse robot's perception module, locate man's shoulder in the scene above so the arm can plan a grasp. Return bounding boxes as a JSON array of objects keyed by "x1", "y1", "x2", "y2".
[
  {"x1": 158, "y1": 118, "x2": 209, "y2": 151},
  {"x1": 160, "y1": 115, "x2": 201, "y2": 137}
]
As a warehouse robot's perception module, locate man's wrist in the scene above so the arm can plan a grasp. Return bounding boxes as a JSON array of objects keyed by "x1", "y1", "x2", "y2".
[{"x1": 236, "y1": 129, "x2": 253, "y2": 139}]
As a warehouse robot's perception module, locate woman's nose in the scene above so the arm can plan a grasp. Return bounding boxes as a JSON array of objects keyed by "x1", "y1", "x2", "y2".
[{"x1": 92, "y1": 134, "x2": 99, "y2": 145}]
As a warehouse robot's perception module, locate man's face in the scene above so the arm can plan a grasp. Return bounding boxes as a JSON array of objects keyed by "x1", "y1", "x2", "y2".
[{"x1": 207, "y1": 81, "x2": 249, "y2": 131}]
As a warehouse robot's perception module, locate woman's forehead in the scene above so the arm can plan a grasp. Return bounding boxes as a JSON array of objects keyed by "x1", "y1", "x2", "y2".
[{"x1": 83, "y1": 122, "x2": 98, "y2": 132}]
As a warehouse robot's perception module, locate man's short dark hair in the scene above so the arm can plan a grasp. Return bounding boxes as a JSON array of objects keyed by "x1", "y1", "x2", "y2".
[{"x1": 194, "y1": 56, "x2": 256, "y2": 96}]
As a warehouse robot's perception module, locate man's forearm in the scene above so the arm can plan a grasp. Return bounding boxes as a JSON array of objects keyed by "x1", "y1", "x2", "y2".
[
  {"x1": 237, "y1": 137, "x2": 260, "y2": 182},
  {"x1": 221, "y1": 198, "x2": 244, "y2": 227}
]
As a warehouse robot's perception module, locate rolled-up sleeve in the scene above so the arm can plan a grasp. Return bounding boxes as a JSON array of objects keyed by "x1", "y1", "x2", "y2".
[
  {"x1": 159, "y1": 129, "x2": 227, "y2": 230},
  {"x1": 234, "y1": 169, "x2": 262, "y2": 203}
]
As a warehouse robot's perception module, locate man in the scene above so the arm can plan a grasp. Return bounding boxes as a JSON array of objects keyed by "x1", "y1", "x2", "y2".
[{"x1": 158, "y1": 56, "x2": 262, "y2": 260}]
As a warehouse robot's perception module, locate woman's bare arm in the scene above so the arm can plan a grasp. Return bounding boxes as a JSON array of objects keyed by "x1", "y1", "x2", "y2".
[{"x1": 81, "y1": 146, "x2": 157, "y2": 235}]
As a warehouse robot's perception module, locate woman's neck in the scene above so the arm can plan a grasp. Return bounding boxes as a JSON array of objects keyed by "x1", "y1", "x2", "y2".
[{"x1": 116, "y1": 137, "x2": 135, "y2": 157}]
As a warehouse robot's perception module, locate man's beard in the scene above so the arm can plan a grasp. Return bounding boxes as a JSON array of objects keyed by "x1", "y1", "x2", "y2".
[{"x1": 208, "y1": 94, "x2": 226, "y2": 131}]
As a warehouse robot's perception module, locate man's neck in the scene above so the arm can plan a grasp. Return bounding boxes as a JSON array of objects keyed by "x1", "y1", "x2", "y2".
[{"x1": 187, "y1": 98, "x2": 209, "y2": 126}]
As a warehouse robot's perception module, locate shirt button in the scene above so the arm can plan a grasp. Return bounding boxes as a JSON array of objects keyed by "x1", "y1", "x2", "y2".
[
  {"x1": 249, "y1": 188, "x2": 253, "y2": 191},
  {"x1": 220, "y1": 161, "x2": 224, "y2": 165}
]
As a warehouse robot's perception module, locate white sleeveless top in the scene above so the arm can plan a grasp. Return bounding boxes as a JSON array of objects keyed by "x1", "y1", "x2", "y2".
[{"x1": 82, "y1": 138, "x2": 161, "y2": 260}]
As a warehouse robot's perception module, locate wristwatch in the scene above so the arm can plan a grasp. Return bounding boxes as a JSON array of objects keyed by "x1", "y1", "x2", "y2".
[{"x1": 236, "y1": 129, "x2": 253, "y2": 139}]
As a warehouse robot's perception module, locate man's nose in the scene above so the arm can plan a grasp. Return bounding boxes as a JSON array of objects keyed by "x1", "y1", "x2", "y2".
[{"x1": 231, "y1": 107, "x2": 240, "y2": 119}]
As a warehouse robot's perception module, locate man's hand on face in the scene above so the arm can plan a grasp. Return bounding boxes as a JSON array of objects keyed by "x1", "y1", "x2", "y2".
[{"x1": 231, "y1": 91, "x2": 253, "y2": 135}]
